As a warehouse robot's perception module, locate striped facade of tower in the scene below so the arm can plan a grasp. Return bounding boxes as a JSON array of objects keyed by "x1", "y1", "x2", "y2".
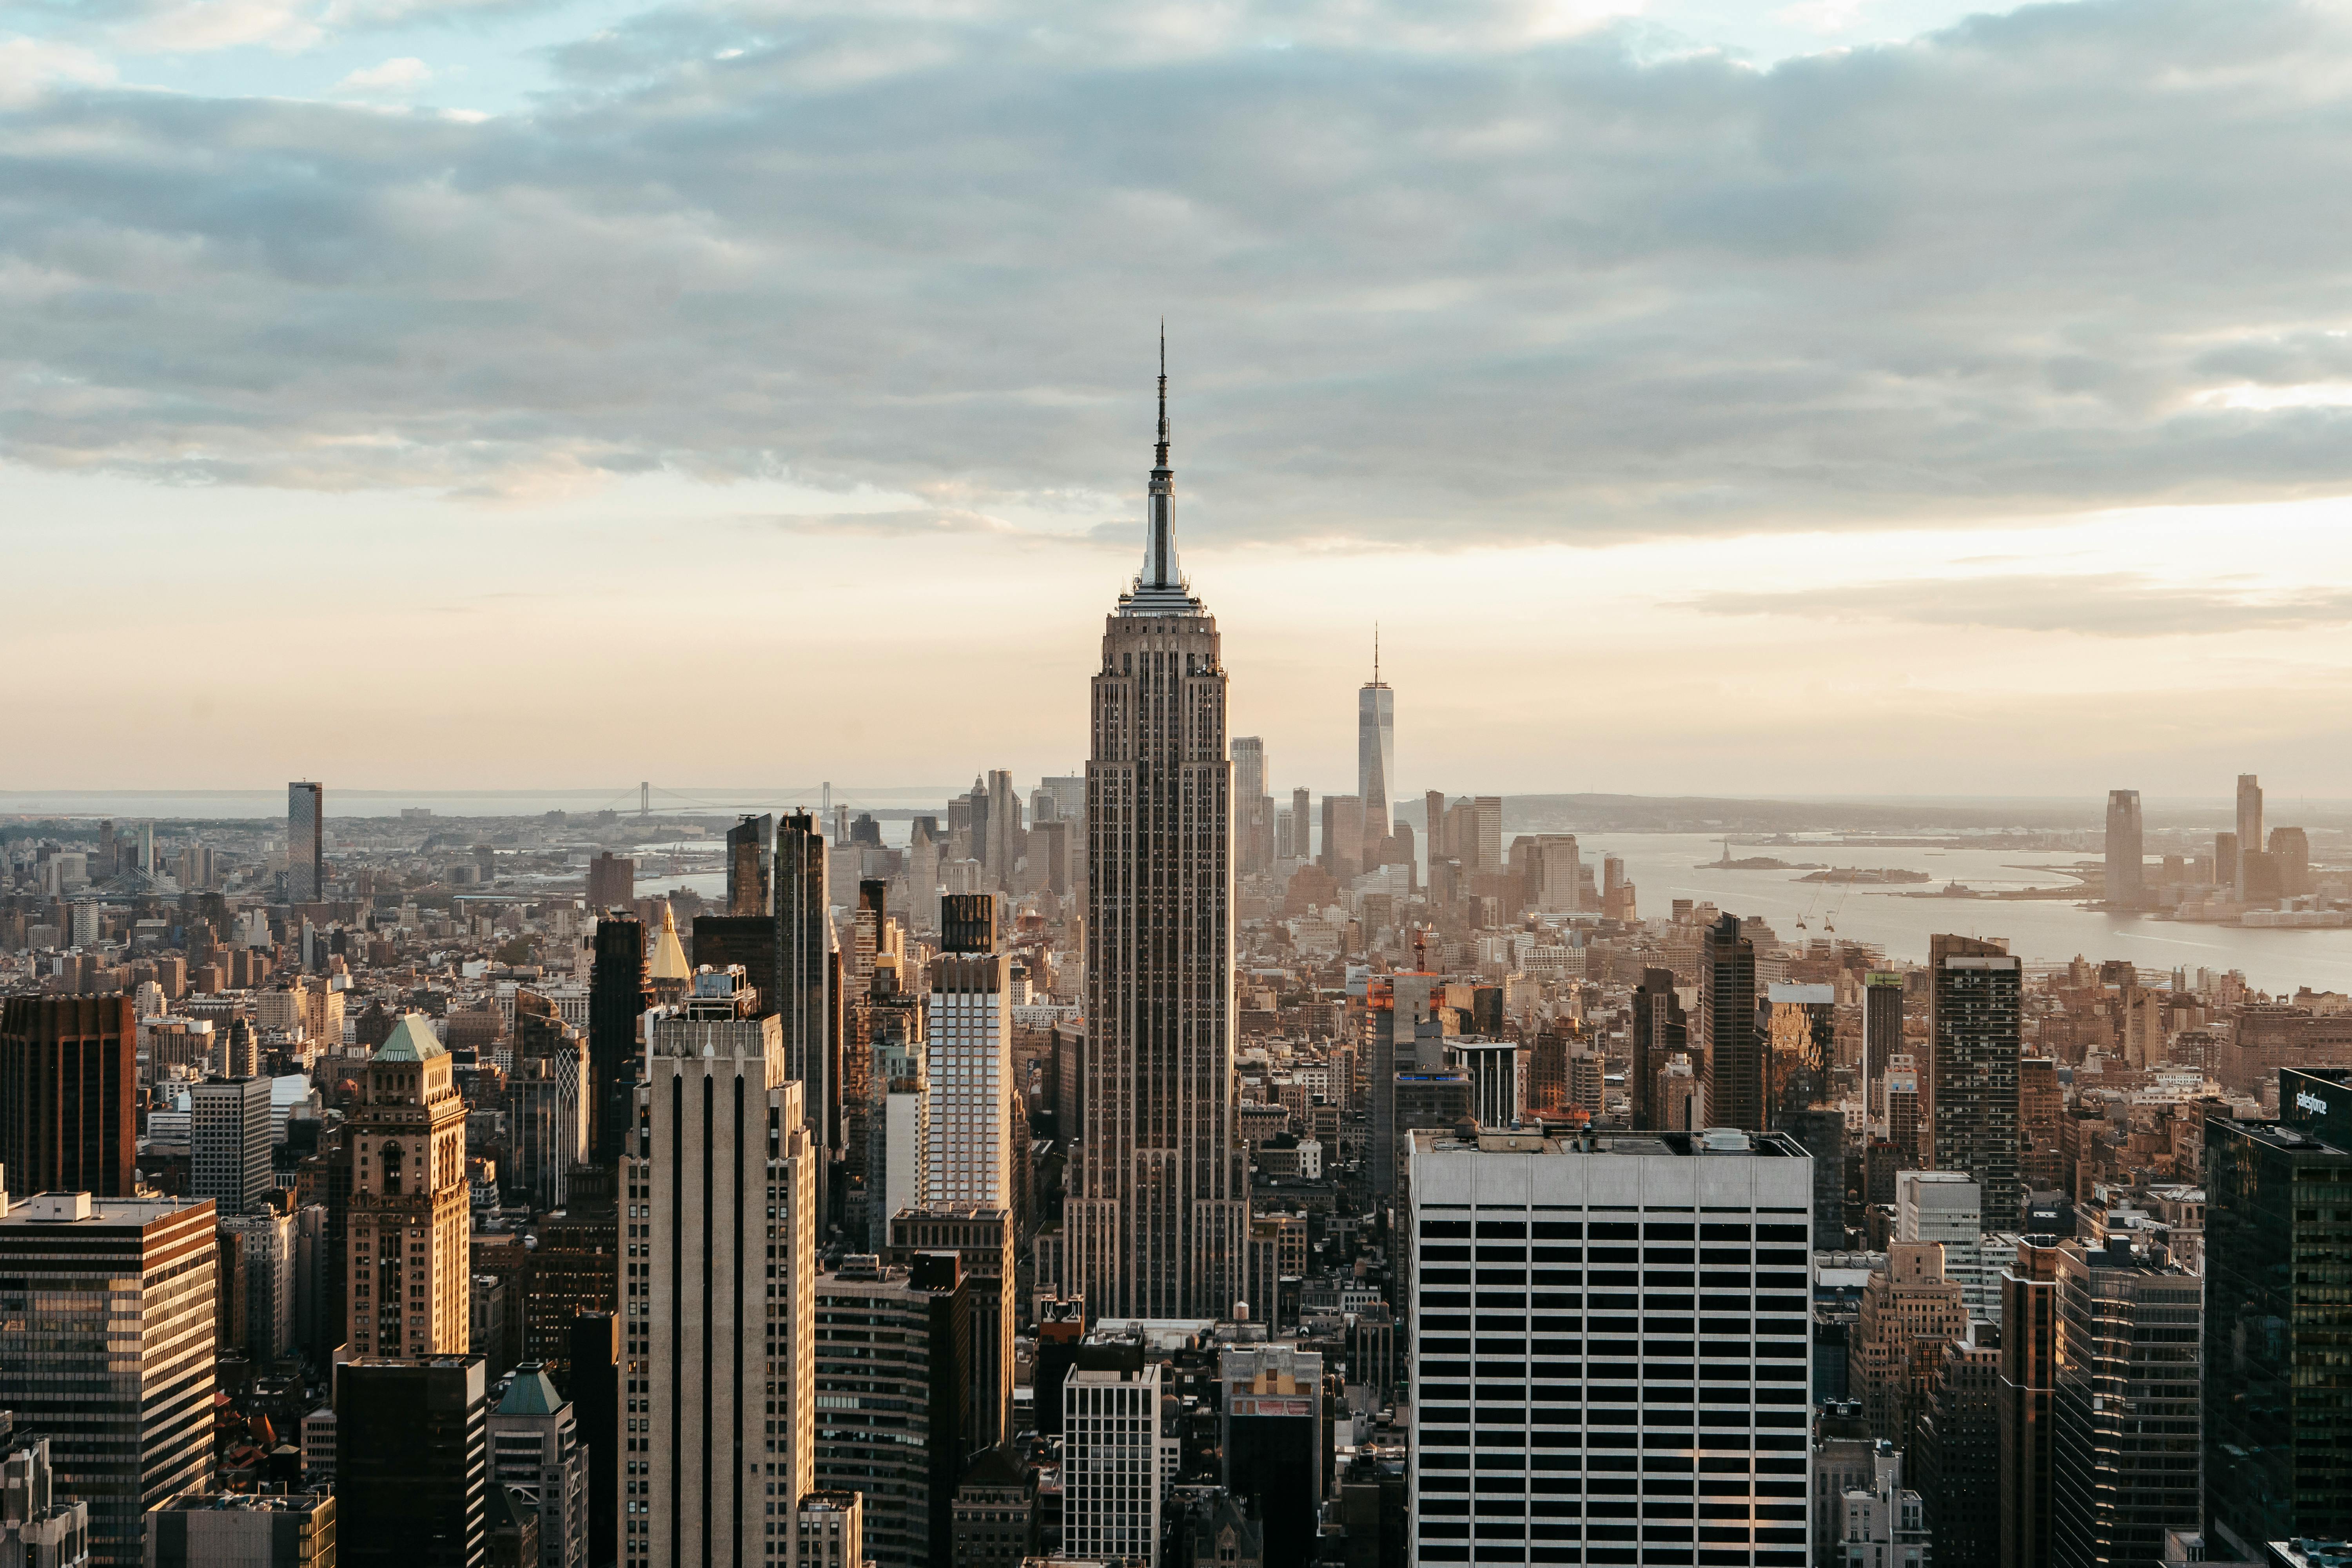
[{"x1": 1067, "y1": 347, "x2": 1246, "y2": 1320}]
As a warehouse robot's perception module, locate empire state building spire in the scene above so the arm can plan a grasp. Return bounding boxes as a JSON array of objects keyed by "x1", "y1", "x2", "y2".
[{"x1": 1123, "y1": 325, "x2": 1197, "y2": 613}]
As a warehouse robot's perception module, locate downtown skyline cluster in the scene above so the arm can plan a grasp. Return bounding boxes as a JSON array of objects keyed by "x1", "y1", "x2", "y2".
[{"x1": 1, "y1": 367, "x2": 2350, "y2": 1568}]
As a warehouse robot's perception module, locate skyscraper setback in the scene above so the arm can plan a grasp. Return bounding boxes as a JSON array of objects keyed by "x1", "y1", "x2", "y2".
[{"x1": 1068, "y1": 348, "x2": 1245, "y2": 1320}]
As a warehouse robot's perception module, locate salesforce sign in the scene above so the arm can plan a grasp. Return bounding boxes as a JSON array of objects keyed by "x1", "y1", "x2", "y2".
[{"x1": 2281, "y1": 1066, "x2": 2352, "y2": 1147}]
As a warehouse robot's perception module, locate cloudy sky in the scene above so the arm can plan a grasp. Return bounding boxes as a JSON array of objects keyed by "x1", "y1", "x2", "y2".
[{"x1": 6, "y1": 0, "x2": 2352, "y2": 803}]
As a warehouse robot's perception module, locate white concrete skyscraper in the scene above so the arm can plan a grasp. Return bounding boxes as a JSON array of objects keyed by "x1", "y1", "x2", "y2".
[
  {"x1": 1069, "y1": 338, "x2": 1246, "y2": 1320},
  {"x1": 628, "y1": 968, "x2": 816, "y2": 1568},
  {"x1": 1358, "y1": 633, "x2": 1394, "y2": 865},
  {"x1": 924, "y1": 951, "x2": 1011, "y2": 1207}
]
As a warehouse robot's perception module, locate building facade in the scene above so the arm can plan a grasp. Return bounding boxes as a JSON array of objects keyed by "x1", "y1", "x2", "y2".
[
  {"x1": 2202, "y1": 1116, "x2": 2352, "y2": 1553},
  {"x1": 337, "y1": 1355, "x2": 490, "y2": 1568},
  {"x1": 1408, "y1": 1126, "x2": 1816, "y2": 1568},
  {"x1": 2047, "y1": 1241, "x2": 2202, "y2": 1568},
  {"x1": 630, "y1": 970, "x2": 816, "y2": 1568},
  {"x1": 287, "y1": 781, "x2": 323, "y2": 902},
  {"x1": 0, "y1": 993, "x2": 137, "y2": 1198},
  {"x1": 0, "y1": 1194, "x2": 216, "y2": 1568},
  {"x1": 191, "y1": 1075, "x2": 274, "y2": 1217}
]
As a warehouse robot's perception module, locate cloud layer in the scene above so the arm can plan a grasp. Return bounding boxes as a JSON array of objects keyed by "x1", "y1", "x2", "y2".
[{"x1": 8, "y1": 0, "x2": 2352, "y2": 544}]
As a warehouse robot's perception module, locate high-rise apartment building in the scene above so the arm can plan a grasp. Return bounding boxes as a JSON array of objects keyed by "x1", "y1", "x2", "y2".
[
  {"x1": 1630, "y1": 969, "x2": 1688, "y2": 1131},
  {"x1": 288, "y1": 781, "x2": 323, "y2": 901},
  {"x1": 589, "y1": 915, "x2": 651, "y2": 1165},
  {"x1": 631, "y1": 969, "x2": 815, "y2": 1568},
  {"x1": 777, "y1": 809, "x2": 840, "y2": 1223},
  {"x1": 924, "y1": 953, "x2": 1010, "y2": 1209},
  {"x1": 586, "y1": 851, "x2": 635, "y2": 911},
  {"x1": 0, "y1": 993, "x2": 136, "y2": 1197},
  {"x1": 725, "y1": 813, "x2": 773, "y2": 918},
  {"x1": 1929, "y1": 936, "x2": 2023, "y2": 1228},
  {"x1": 337, "y1": 1354, "x2": 490, "y2": 1568},
  {"x1": 0, "y1": 1193, "x2": 218, "y2": 1566},
  {"x1": 345, "y1": 1016, "x2": 472, "y2": 1358},
  {"x1": 1408, "y1": 1125, "x2": 1815, "y2": 1568},
  {"x1": 1700, "y1": 913, "x2": 1764, "y2": 1133},
  {"x1": 2202, "y1": 1115, "x2": 2352, "y2": 1553},
  {"x1": 1062, "y1": 1362, "x2": 1167, "y2": 1565},
  {"x1": 191, "y1": 1075, "x2": 274, "y2": 1217},
  {"x1": 2047, "y1": 1240, "x2": 2202, "y2": 1568},
  {"x1": 811, "y1": 1254, "x2": 971, "y2": 1568},
  {"x1": 1069, "y1": 358, "x2": 1245, "y2": 1321},
  {"x1": 2236, "y1": 773, "x2": 2264, "y2": 898},
  {"x1": 1359, "y1": 651, "x2": 1395, "y2": 864},
  {"x1": 2103, "y1": 789, "x2": 2143, "y2": 908},
  {"x1": 489, "y1": 1362, "x2": 590, "y2": 1568}
]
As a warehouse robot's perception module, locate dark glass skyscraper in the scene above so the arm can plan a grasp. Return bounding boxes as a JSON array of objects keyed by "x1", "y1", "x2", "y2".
[
  {"x1": 2047, "y1": 1241, "x2": 2202, "y2": 1568},
  {"x1": 725, "y1": 812, "x2": 772, "y2": 918},
  {"x1": 588, "y1": 914, "x2": 650, "y2": 1165},
  {"x1": 288, "y1": 780, "x2": 324, "y2": 901},
  {"x1": 2203, "y1": 1113, "x2": 2352, "y2": 1554},
  {"x1": 0, "y1": 993, "x2": 137, "y2": 1197},
  {"x1": 1629, "y1": 967, "x2": 1686, "y2": 1131},
  {"x1": 1698, "y1": 913, "x2": 1761, "y2": 1132}
]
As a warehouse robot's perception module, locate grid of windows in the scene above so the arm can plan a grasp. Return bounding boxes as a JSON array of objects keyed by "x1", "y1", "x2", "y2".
[{"x1": 1409, "y1": 1134, "x2": 1813, "y2": 1568}]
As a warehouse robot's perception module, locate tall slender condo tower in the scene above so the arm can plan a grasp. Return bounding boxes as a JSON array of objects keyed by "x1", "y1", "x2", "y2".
[
  {"x1": 1069, "y1": 338, "x2": 1245, "y2": 1319},
  {"x1": 1358, "y1": 633, "x2": 1394, "y2": 865}
]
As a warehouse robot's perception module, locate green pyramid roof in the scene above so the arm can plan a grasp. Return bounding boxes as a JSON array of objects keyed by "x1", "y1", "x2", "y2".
[
  {"x1": 372, "y1": 1014, "x2": 446, "y2": 1063},
  {"x1": 497, "y1": 1365, "x2": 563, "y2": 1417}
]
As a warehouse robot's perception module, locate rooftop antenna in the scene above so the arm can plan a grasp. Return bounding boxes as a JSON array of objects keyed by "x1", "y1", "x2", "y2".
[{"x1": 1374, "y1": 623, "x2": 1380, "y2": 686}]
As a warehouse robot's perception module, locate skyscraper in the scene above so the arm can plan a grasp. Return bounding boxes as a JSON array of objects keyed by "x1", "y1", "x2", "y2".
[
  {"x1": 924, "y1": 951, "x2": 1010, "y2": 1209},
  {"x1": 1862, "y1": 971, "x2": 1904, "y2": 1121},
  {"x1": 1408, "y1": 1125, "x2": 1815, "y2": 1568},
  {"x1": 586, "y1": 851, "x2": 635, "y2": 911},
  {"x1": 631, "y1": 970, "x2": 816, "y2": 1568},
  {"x1": 1996, "y1": 1238, "x2": 2065, "y2": 1568},
  {"x1": 1929, "y1": 935, "x2": 2024, "y2": 1228},
  {"x1": 288, "y1": 781, "x2": 323, "y2": 901},
  {"x1": 984, "y1": 768, "x2": 1020, "y2": 891},
  {"x1": 810, "y1": 1253, "x2": 971, "y2": 1568},
  {"x1": 190, "y1": 1075, "x2": 274, "y2": 1217},
  {"x1": 2236, "y1": 773, "x2": 2264, "y2": 898},
  {"x1": 510, "y1": 990, "x2": 589, "y2": 1212},
  {"x1": 488, "y1": 1362, "x2": 591, "y2": 1568},
  {"x1": 1069, "y1": 345, "x2": 1246, "y2": 1321},
  {"x1": 2103, "y1": 789, "x2": 2143, "y2": 908},
  {"x1": 337, "y1": 1354, "x2": 490, "y2": 1568},
  {"x1": 345, "y1": 1016, "x2": 472, "y2": 1358},
  {"x1": 724, "y1": 813, "x2": 772, "y2": 918},
  {"x1": 777, "y1": 809, "x2": 840, "y2": 1224},
  {"x1": 2202, "y1": 1114, "x2": 2352, "y2": 1552},
  {"x1": 588, "y1": 914, "x2": 651, "y2": 1166},
  {"x1": 0, "y1": 1194, "x2": 218, "y2": 1566},
  {"x1": 1629, "y1": 967, "x2": 1687, "y2": 1131},
  {"x1": 1359, "y1": 639, "x2": 1394, "y2": 864},
  {"x1": 1290, "y1": 786, "x2": 1312, "y2": 862},
  {"x1": 2047, "y1": 1241, "x2": 2203, "y2": 1568},
  {"x1": 0, "y1": 993, "x2": 136, "y2": 1197},
  {"x1": 1699, "y1": 912, "x2": 1763, "y2": 1132},
  {"x1": 1471, "y1": 795, "x2": 1501, "y2": 872},
  {"x1": 1231, "y1": 737, "x2": 1274, "y2": 875},
  {"x1": 2215, "y1": 830, "x2": 2241, "y2": 892}
]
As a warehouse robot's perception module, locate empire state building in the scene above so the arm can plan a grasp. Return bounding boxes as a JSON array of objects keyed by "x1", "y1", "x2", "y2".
[{"x1": 1067, "y1": 344, "x2": 1245, "y2": 1320}]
